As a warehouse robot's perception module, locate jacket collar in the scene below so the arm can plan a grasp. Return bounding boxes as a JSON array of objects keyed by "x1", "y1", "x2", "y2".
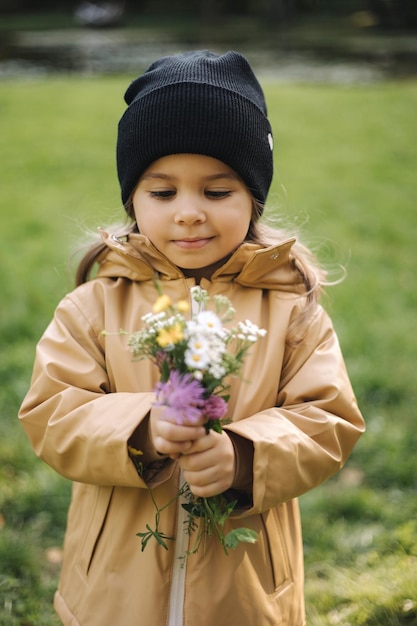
[{"x1": 96, "y1": 229, "x2": 304, "y2": 292}]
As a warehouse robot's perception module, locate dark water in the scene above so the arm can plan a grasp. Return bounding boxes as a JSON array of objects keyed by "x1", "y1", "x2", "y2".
[{"x1": 1, "y1": 28, "x2": 415, "y2": 81}]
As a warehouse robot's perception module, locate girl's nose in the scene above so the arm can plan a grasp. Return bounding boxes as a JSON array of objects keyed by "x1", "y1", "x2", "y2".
[{"x1": 173, "y1": 198, "x2": 206, "y2": 225}]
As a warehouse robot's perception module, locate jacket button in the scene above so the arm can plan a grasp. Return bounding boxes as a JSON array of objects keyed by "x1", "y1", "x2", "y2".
[{"x1": 270, "y1": 252, "x2": 279, "y2": 260}]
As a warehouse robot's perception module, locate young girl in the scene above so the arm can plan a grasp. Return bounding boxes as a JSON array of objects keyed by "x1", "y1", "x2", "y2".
[{"x1": 19, "y1": 50, "x2": 365, "y2": 626}]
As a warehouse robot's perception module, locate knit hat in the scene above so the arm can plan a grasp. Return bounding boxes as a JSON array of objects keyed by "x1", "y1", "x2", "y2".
[{"x1": 116, "y1": 50, "x2": 274, "y2": 208}]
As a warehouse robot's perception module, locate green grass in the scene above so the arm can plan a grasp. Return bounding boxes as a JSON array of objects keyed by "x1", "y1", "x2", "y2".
[{"x1": 0, "y1": 75, "x2": 416, "y2": 624}]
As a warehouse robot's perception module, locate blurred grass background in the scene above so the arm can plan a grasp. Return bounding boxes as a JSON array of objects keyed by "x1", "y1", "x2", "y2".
[{"x1": 0, "y1": 53, "x2": 416, "y2": 626}]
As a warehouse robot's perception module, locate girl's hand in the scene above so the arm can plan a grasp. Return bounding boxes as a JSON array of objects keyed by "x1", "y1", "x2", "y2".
[
  {"x1": 177, "y1": 431, "x2": 236, "y2": 498},
  {"x1": 149, "y1": 405, "x2": 206, "y2": 458}
]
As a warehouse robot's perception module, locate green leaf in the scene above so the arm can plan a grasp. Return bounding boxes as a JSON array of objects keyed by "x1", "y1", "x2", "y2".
[
  {"x1": 224, "y1": 528, "x2": 258, "y2": 550},
  {"x1": 155, "y1": 532, "x2": 171, "y2": 550},
  {"x1": 182, "y1": 501, "x2": 205, "y2": 517},
  {"x1": 205, "y1": 419, "x2": 223, "y2": 434},
  {"x1": 136, "y1": 525, "x2": 173, "y2": 551}
]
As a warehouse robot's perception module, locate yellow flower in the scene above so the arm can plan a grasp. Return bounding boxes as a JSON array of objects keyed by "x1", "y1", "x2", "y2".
[
  {"x1": 128, "y1": 446, "x2": 143, "y2": 457},
  {"x1": 156, "y1": 323, "x2": 184, "y2": 347},
  {"x1": 153, "y1": 294, "x2": 172, "y2": 313},
  {"x1": 177, "y1": 300, "x2": 190, "y2": 313}
]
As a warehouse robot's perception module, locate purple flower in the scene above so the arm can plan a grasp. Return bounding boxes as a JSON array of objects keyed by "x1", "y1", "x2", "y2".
[
  {"x1": 155, "y1": 370, "x2": 205, "y2": 425},
  {"x1": 203, "y1": 395, "x2": 228, "y2": 421}
]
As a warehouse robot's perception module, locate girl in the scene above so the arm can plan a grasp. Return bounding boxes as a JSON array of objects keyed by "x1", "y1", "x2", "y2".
[{"x1": 19, "y1": 50, "x2": 365, "y2": 626}]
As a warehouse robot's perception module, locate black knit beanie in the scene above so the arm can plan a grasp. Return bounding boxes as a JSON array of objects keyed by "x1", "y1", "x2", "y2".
[{"x1": 116, "y1": 50, "x2": 274, "y2": 208}]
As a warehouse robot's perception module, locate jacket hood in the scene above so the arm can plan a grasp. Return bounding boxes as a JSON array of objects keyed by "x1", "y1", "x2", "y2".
[{"x1": 96, "y1": 230, "x2": 305, "y2": 292}]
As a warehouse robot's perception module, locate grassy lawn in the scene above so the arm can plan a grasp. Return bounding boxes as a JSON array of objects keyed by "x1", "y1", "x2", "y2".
[{"x1": 0, "y1": 74, "x2": 416, "y2": 624}]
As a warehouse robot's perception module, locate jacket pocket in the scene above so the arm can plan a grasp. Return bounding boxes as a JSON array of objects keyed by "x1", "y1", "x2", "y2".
[
  {"x1": 77, "y1": 485, "x2": 114, "y2": 576},
  {"x1": 260, "y1": 508, "x2": 293, "y2": 595}
]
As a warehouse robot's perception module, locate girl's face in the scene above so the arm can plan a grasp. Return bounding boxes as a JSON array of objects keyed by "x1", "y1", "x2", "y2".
[{"x1": 132, "y1": 154, "x2": 253, "y2": 281}]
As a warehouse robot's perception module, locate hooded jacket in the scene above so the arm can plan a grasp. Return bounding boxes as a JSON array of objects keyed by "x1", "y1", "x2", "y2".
[{"x1": 19, "y1": 232, "x2": 365, "y2": 626}]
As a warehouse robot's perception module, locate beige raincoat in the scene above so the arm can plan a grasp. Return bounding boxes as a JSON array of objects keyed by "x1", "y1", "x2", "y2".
[{"x1": 19, "y1": 232, "x2": 365, "y2": 626}]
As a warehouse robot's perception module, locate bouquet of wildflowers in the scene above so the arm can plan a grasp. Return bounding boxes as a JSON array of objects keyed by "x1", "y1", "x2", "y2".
[{"x1": 126, "y1": 285, "x2": 266, "y2": 560}]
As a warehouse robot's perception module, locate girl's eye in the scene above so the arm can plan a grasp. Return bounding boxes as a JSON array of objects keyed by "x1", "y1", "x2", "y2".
[
  {"x1": 150, "y1": 190, "x2": 175, "y2": 199},
  {"x1": 205, "y1": 190, "x2": 231, "y2": 199}
]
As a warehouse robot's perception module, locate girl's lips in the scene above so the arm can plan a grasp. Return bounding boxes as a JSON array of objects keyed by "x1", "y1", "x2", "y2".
[{"x1": 173, "y1": 237, "x2": 213, "y2": 249}]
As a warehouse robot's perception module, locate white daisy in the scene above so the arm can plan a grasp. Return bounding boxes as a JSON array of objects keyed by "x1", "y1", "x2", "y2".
[
  {"x1": 195, "y1": 311, "x2": 223, "y2": 334},
  {"x1": 185, "y1": 336, "x2": 210, "y2": 370}
]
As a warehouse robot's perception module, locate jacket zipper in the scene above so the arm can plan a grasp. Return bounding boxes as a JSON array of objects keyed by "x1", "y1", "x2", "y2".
[
  {"x1": 167, "y1": 469, "x2": 188, "y2": 626},
  {"x1": 167, "y1": 285, "x2": 203, "y2": 626}
]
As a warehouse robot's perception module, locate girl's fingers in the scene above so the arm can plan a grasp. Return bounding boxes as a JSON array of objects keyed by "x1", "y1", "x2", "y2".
[
  {"x1": 156, "y1": 420, "x2": 206, "y2": 442},
  {"x1": 178, "y1": 432, "x2": 236, "y2": 497},
  {"x1": 149, "y1": 405, "x2": 206, "y2": 456}
]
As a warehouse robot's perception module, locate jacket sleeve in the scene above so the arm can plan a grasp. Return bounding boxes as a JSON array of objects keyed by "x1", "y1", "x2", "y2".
[
  {"x1": 18, "y1": 294, "x2": 174, "y2": 488},
  {"x1": 225, "y1": 304, "x2": 365, "y2": 515}
]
